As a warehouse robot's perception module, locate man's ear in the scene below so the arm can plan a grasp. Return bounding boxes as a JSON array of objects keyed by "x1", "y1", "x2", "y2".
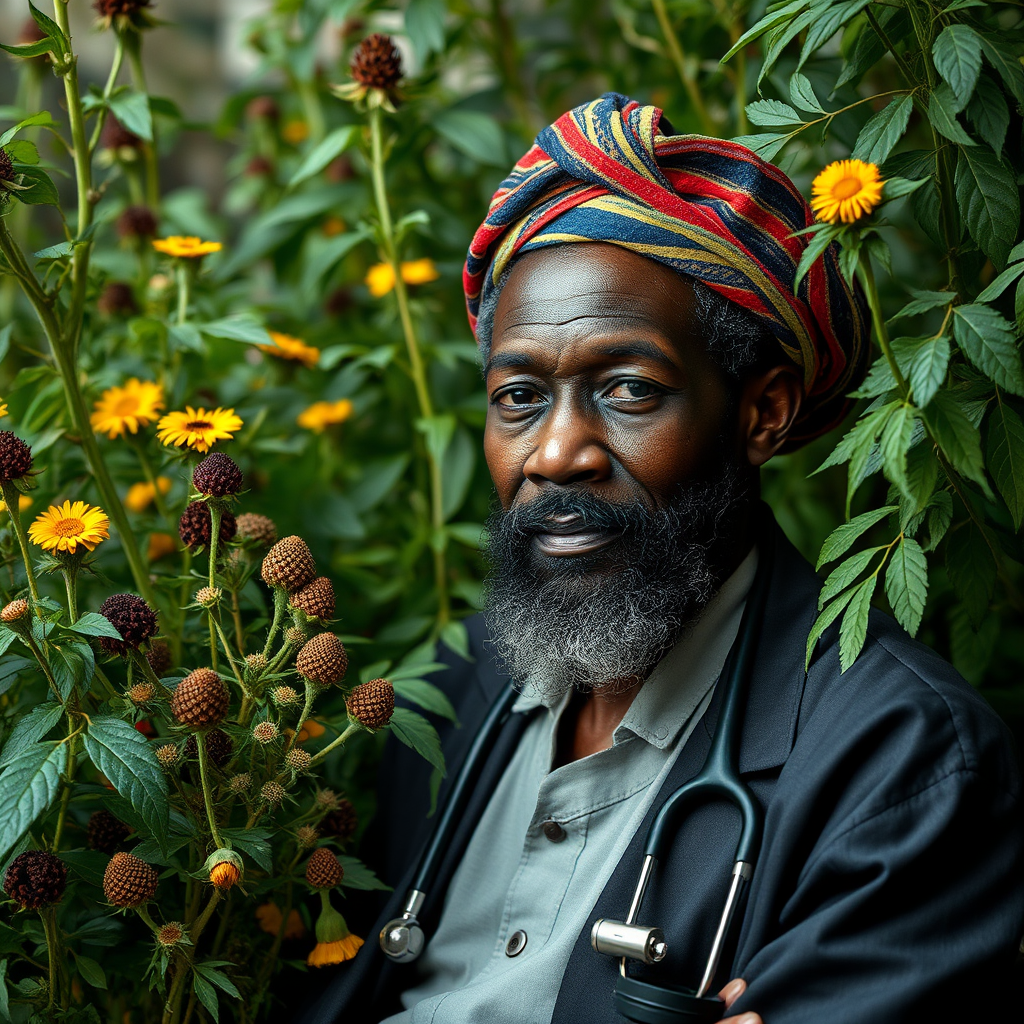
[{"x1": 737, "y1": 365, "x2": 804, "y2": 467}]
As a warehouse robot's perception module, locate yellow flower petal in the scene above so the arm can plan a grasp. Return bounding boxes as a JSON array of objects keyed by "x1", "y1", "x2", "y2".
[
  {"x1": 810, "y1": 159, "x2": 884, "y2": 225},
  {"x1": 90, "y1": 378, "x2": 165, "y2": 439},
  {"x1": 259, "y1": 332, "x2": 320, "y2": 369},
  {"x1": 296, "y1": 400, "x2": 353, "y2": 433},
  {"x1": 365, "y1": 263, "x2": 396, "y2": 298},
  {"x1": 27, "y1": 499, "x2": 110, "y2": 554},
  {"x1": 400, "y1": 258, "x2": 439, "y2": 286},
  {"x1": 152, "y1": 236, "x2": 223, "y2": 259},
  {"x1": 156, "y1": 406, "x2": 243, "y2": 454}
]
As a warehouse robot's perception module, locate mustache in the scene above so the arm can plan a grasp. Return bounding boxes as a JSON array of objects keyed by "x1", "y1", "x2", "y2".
[{"x1": 494, "y1": 489, "x2": 654, "y2": 540}]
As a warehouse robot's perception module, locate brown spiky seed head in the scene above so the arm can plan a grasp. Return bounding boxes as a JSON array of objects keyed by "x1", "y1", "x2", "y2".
[
  {"x1": 1, "y1": 599, "x2": 29, "y2": 623},
  {"x1": 178, "y1": 501, "x2": 237, "y2": 552},
  {"x1": 246, "y1": 653, "x2": 268, "y2": 674},
  {"x1": 98, "y1": 593, "x2": 159, "y2": 655},
  {"x1": 146, "y1": 639, "x2": 172, "y2": 678},
  {"x1": 4, "y1": 850, "x2": 67, "y2": 908},
  {"x1": 127, "y1": 682, "x2": 155, "y2": 706},
  {"x1": 346, "y1": 678, "x2": 394, "y2": 730},
  {"x1": 350, "y1": 33, "x2": 403, "y2": 90},
  {"x1": 156, "y1": 743, "x2": 180, "y2": 769},
  {"x1": 290, "y1": 577, "x2": 335, "y2": 620},
  {"x1": 157, "y1": 922, "x2": 185, "y2": 947},
  {"x1": 94, "y1": 0, "x2": 151, "y2": 19},
  {"x1": 171, "y1": 668, "x2": 229, "y2": 729},
  {"x1": 184, "y1": 729, "x2": 234, "y2": 768},
  {"x1": 315, "y1": 788, "x2": 339, "y2": 810},
  {"x1": 0, "y1": 148, "x2": 13, "y2": 183},
  {"x1": 271, "y1": 685, "x2": 298, "y2": 706},
  {"x1": 252, "y1": 721, "x2": 279, "y2": 745},
  {"x1": 228, "y1": 772, "x2": 252, "y2": 793},
  {"x1": 86, "y1": 810, "x2": 132, "y2": 854},
  {"x1": 320, "y1": 799, "x2": 358, "y2": 842},
  {"x1": 117, "y1": 204, "x2": 158, "y2": 239},
  {"x1": 97, "y1": 281, "x2": 138, "y2": 316},
  {"x1": 296, "y1": 825, "x2": 319, "y2": 848},
  {"x1": 261, "y1": 535, "x2": 316, "y2": 591},
  {"x1": 193, "y1": 452, "x2": 244, "y2": 497},
  {"x1": 0, "y1": 431, "x2": 33, "y2": 482},
  {"x1": 285, "y1": 748, "x2": 312, "y2": 772},
  {"x1": 296, "y1": 633, "x2": 348, "y2": 686},
  {"x1": 103, "y1": 851, "x2": 158, "y2": 907},
  {"x1": 285, "y1": 626, "x2": 307, "y2": 646},
  {"x1": 195, "y1": 586, "x2": 221, "y2": 608},
  {"x1": 236, "y1": 512, "x2": 277, "y2": 547},
  {"x1": 261, "y1": 780, "x2": 285, "y2": 804},
  {"x1": 305, "y1": 847, "x2": 344, "y2": 890}
]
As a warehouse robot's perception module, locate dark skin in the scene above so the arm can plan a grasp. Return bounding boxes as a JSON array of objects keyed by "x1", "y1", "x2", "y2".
[{"x1": 483, "y1": 242, "x2": 803, "y2": 1024}]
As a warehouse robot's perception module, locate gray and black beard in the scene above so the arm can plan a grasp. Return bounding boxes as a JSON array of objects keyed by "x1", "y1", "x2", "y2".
[{"x1": 482, "y1": 464, "x2": 751, "y2": 700}]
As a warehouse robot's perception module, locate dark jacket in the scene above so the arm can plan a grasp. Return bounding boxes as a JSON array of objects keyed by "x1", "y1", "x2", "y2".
[{"x1": 297, "y1": 522, "x2": 1024, "y2": 1023}]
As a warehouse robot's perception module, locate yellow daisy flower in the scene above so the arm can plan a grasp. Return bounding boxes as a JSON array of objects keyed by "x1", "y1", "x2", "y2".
[
  {"x1": 28, "y1": 500, "x2": 110, "y2": 554},
  {"x1": 0, "y1": 495, "x2": 33, "y2": 513},
  {"x1": 401, "y1": 258, "x2": 440, "y2": 286},
  {"x1": 365, "y1": 259, "x2": 440, "y2": 297},
  {"x1": 156, "y1": 406, "x2": 243, "y2": 454},
  {"x1": 147, "y1": 532, "x2": 177, "y2": 562},
  {"x1": 259, "y1": 332, "x2": 320, "y2": 369},
  {"x1": 297, "y1": 400, "x2": 354, "y2": 433},
  {"x1": 90, "y1": 378, "x2": 165, "y2": 439},
  {"x1": 0, "y1": 399, "x2": 8, "y2": 418},
  {"x1": 151, "y1": 236, "x2": 223, "y2": 259},
  {"x1": 810, "y1": 159, "x2": 884, "y2": 225},
  {"x1": 125, "y1": 477, "x2": 172, "y2": 513}
]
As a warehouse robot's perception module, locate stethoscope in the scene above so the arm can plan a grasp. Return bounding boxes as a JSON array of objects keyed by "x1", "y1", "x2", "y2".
[{"x1": 380, "y1": 537, "x2": 772, "y2": 1024}]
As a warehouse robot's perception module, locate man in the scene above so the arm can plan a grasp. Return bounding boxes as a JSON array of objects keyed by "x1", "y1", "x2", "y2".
[{"x1": 298, "y1": 94, "x2": 1024, "y2": 1023}]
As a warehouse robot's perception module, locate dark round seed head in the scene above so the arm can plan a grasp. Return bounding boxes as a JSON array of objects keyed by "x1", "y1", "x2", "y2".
[
  {"x1": 305, "y1": 847, "x2": 344, "y2": 889},
  {"x1": 193, "y1": 453, "x2": 243, "y2": 497},
  {"x1": 350, "y1": 33, "x2": 403, "y2": 90},
  {"x1": 98, "y1": 593, "x2": 158, "y2": 655},
  {"x1": 171, "y1": 668, "x2": 230, "y2": 729},
  {"x1": 4, "y1": 850, "x2": 67, "y2": 909},
  {"x1": 87, "y1": 810, "x2": 131, "y2": 854},
  {"x1": 103, "y1": 851, "x2": 158, "y2": 907},
  {"x1": 178, "y1": 501, "x2": 237, "y2": 552},
  {"x1": 0, "y1": 431, "x2": 33, "y2": 482}
]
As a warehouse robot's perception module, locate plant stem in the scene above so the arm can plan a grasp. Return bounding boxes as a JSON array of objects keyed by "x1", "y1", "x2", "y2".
[
  {"x1": 51, "y1": 726, "x2": 80, "y2": 852},
  {"x1": 175, "y1": 261, "x2": 190, "y2": 325},
  {"x1": 856, "y1": 256, "x2": 910, "y2": 399},
  {"x1": 125, "y1": 31, "x2": 160, "y2": 211},
  {"x1": 308, "y1": 722, "x2": 360, "y2": 768},
  {"x1": 40, "y1": 907, "x2": 60, "y2": 1011},
  {"x1": 230, "y1": 588, "x2": 245, "y2": 652},
  {"x1": 1, "y1": 481, "x2": 40, "y2": 603},
  {"x1": 196, "y1": 734, "x2": 224, "y2": 848},
  {"x1": 133, "y1": 441, "x2": 170, "y2": 521},
  {"x1": 87, "y1": 31, "x2": 126, "y2": 154},
  {"x1": 131, "y1": 648, "x2": 170, "y2": 697},
  {"x1": 61, "y1": 565, "x2": 78, "y2": 621},
  {"x1": 651, "y1": 0, "x2": 715, "y2": 135},
  {"x1": 367, "y1": 106, "x2": 450, "y2": 628},
  {"x1": 262, "y1": 587, "x2": 289, "y2": 658},
  {"x1": 286, "y1": 680, "x2": 317, "y2": 753},
  {"x1": 25, "y1": 633, "x2": 62, "y2": 702}
]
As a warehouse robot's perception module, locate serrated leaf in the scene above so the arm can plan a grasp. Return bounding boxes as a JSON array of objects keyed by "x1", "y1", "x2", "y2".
[
  {"x1": 928, "y1": 83, "x2": 976, "y2": 146},
  {"x1": 908, "y1": 335, "x2": 951, "y2": 407},
  {"x1": 67, "y1": 612, "x2": 123, "y2": 640},
  {"x1": 952, "y1": 304, "x2": 1024, "y2": 395},
  {"x1": 885, "y1": 537, "x2": 928, "y2": 636},
  {"x1": 745, "y1": 99, "x2": 802, "y2": 127},
  {"x1": 888, "y1": 290, "x2": 956, "y2": 323},
  {"x1": 817, "y1": 506, "x2": 898, "y2": 569},
  {"x1": 0, "y1": 742, "x2": 64, "y2": 861},
  {"x1": 337, "y1": 855, "x2": 391, "y2": 891},
  {"x1": 192, "y1": 975, "x2": 220, "y2": 1023},
  {"x1": 933, "y1": 24, "x2": 983, "y2": 109},
  {"x1": 880, "y1": 404, "x2": 916, "y2": 490},
  {"x1": 979, "y1": 35, "x2": 1024, "y2": 106},
  {"x1": 794, "y1": 223, "x2": 841, "y2": 291},
  {"x1": 219, "y1": 827, "x2": 272, "y2": 872},
  {"x1": 108, "y1": 89, "x2": 152, "y2": 142},
  {"x1": 391, "y1": 679, "x2": 458, "y2": 721},
  {"x1": 0, "y1": 704, "x2": 63, "y2": 768},
  {"x1": 389, "y1": 707, "x2": 445, "y2": 776},
  {"x1": 721, "y1": 0, "x2": 811, "y2": 61},
  {"x1": 881, "y1": 176, "x2": 926, "y2": 201},
  {"x1": 797, "y1": 0, "x2": 872, "y2": 69},
  {"x1": 852, "y1": 95, "x2": 913, "y2": 166},
  {"x1": 839, "y1": 576, "x2": 878, "y2": 672},
  {"x1": 82, "y1": 717, "x2": 168, "y2": 841},
  {"x1": 966, "y1": 75, "x2": 1009, "y2": 159},
  {"x1": 732, "y1": 132, "x2": 791, "y2": 161},
  {"x1": 925, "y1": 390, "x2": 987, "y2": 488},
  {"x1": 987, "y1": 399, "x2": 1024, "y2": 529},
  {"x1": 806, "y1": 587, "x2": 858, "y2": 669},
  {"x1": 789, "y1": 73, "x2": 825, "y2": 113},
  {"x1": 977, "y1": 262, "x2": 1024, "y2": 303},
  {"x1": 49, "y1": 641, "x2": 94, "y2": 699},
  {"x1": 955, "y1": 146, "x2": 1019, "y2": 268},
  {"x1": 288, "y1": 125, "x2": 357, "y2": 188},
  {"x1": 945, "y1": 523, "x2": 996, "y2": 627},
  {"x1": 819, "y1": 547, "x2": 882, "y2": 607}
]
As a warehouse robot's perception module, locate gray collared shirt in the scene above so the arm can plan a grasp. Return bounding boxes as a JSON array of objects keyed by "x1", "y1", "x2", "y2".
[{"x1": 384, "y1": 549, "x2": 757, "y2": 1024}]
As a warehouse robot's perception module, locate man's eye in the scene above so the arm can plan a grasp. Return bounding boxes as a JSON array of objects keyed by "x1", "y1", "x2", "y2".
[
  {"x1": 607, "y1": 380, "x2": 659, "y2": 401},
  {"x1": 497, "y1": 387, "x2": 541, "y2": 407}
]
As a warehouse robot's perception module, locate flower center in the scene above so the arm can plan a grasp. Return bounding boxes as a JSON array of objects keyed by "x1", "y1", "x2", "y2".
[
  {"x1": 52, "y1": 517, "x2": 85, "y2": 537},
  {"x1": 185, "y1": 419, "x2": 213, "y2": 431},
  {"x1": 112, "y1": 395, "x2": 141, "y2": 415},
  {"x1": 831, "y1": 176, "x2": 864, "y2": 201}
]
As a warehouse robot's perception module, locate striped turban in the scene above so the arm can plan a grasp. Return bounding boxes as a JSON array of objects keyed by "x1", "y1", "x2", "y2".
[{"x1": 463, "y1": 92, "x2": 869, "y2": 450}]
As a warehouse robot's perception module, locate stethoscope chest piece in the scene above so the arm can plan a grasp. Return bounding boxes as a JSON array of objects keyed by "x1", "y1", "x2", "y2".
[{"x1": 615, "y1": 976, "x2": 724, "y2": 1024}]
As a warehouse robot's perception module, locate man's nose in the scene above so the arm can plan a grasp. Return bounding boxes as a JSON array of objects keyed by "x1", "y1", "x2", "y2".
[{"x1": 521, "y1": 402, "x2": 612, "y2": 486}]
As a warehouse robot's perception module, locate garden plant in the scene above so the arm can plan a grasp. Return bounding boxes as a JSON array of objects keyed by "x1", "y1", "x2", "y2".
[{"x1": 0, "y1": 0, "x2": 1021, "y2": 1021}]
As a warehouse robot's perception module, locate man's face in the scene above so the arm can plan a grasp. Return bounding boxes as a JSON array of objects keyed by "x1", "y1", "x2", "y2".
[{"x1": 481, "y1": 243, "x2": 755, "y2": 695}]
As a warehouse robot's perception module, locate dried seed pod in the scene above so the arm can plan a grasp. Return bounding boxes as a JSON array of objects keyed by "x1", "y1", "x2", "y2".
[
  {"x1": 156, "y1": 743, "x2": 180, "y2": 770},
  {"x1": 146, "y1": 639, "x2": 172, "y2": 678},
  {"x1": 4, "y1": 850, "x2": 67, "y2": 909},
  {"x1": 296, "y1": 825, "x2": 319, "y2": 848},
  {"x1": 157, "y1": 921, "x2": 185, "y2": 947},
  {"x1": 285, "y1": 626, "x2": 307, "y2": 646},
  {"x1": 290, "y1": 577, "x2": 335, "y2": 620},
  {"x1": 346, "y1": 678, "x2": 394, "y2": 730},
  {"x1": 246, "y1": 653, "x2": 268, "y2": 674},
  {"x1": 178, "y1": 501, "x2": 237, "y2": 552},
  {"x1": 192, "y1": 452, "x2": 243, "y2": 497},
  {"x1": 236, "y1": 512, "x2": 277, "y2": 547},
  {"x1": 171, "y1": 668, "x2": 230, "y2": 730},
  {"x1": 227, "y1": 772, "x2": 252, "y2": 793},
  {"x1": 127, "y1": 682, "x2": 155, "y2": 706},
  {"x1": 350, "y1": 33, "x2": 403, "y2": 91},
  {"x1": 285, "y1": 748, "x2": 312, "y2": 772},
  {"x1": 194, "y1": 586, "x2": 222, "y2": 608},
  {"x1": 1, "y1": 599, "x2": 29, "y2": 623},
  {"x1": 305, "y1": 847, "x2": 344, "y2": 890},
  {"x1": 0, "y1": 431, "x2": 33, "y2": 482},
  {"x1": 321, "y1": 799, "x2": 358, "y2": 842},
  {"x1": 261, "y1": 781, "x2": 285, "y2": 805},
  {"x1": 184, "y1": 729, "x2": 234, "y2": 768},
  {"x1": 103, "y1": 851, "x2": 158, "y2": 908},
  {"x1": 296, "y1": 633, "x2": 348, "y2": 686},
  {"x1": 98, "y1": 594, "x2": 159, "y2": 655},
  {"x1": 271, "y1": 685, "x2": 298, "y2": 707},
  {"x1": 117, "y1": 204, "x2": 158, "y2": 240},
  {"x1": 315, "y1": 788, "x2": 339, "y2": 811},
  {"x1": 86, "y1": 810, "x2": 131, "y2": 854},
  {"x1": 261, "y1": 535, "x2": 316, "y2": 591},
  {"x1": 252, "y1": 721, "x2": 279, "y2": 745}
]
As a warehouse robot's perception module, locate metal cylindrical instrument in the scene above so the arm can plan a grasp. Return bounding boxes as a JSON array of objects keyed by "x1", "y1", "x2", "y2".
[{"x1": 592, "y1": 920, "x2": 668, "y2": 964}]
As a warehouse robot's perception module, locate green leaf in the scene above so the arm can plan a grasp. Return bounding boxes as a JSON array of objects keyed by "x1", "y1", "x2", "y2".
[
  {"x1": 288, "y1": 126, "x2": 357, "y2": 188},
  {"x1": 730, "y1": 132, "x2": 791, "y2": 161},
  {"x1": 13, "y1": 166, "x2": 58, "y2": 205},
  {"x1": 439, "y1": 619, "x2": 471, "y2": 661},
  {"x1": 945, "y1": 523, "x2": 996, "y2": 627},
  {"x1": 977, "y1": 262, "x2": 1024, "y2": 303},
  {"x1": 32, "y1": 240, "x2": 77, "y2": 260},
  {"x1": 1016, "y1": 277, "x2": 1024, "y2": 335},
  {"x1": 924, "y1": 390, "x2": 987, "y2": 488},
  {"x1": 433, "y1": 110, "x2": 505, "y2": 167},
  {"x1": 721, "y1": 0, "x2": 811, "y2": 61},
  {"x1": 745, "y1": 99, "x2": 802, "y2": 127},
  {"x1": 415, "y1": 414, "x2": 456, "y2": 466},
  {"x1": 108, "y1": 89, "x2": 152, "y2": 142},
  {"x1": 5, "y1": 140, "x2": 38, "y2": 165},
  {"x1": 888, "y1": 290, "x2": 956, "y2": 323},
  {"x1": 902, "y1": 444, "x2": 940, "y2": 522},
  {"x1": 389, "y1": 707, "x2": 445, "y2": 775},
  {"x1": 852, "y1": 95, "x2": 913, "y2": 166},
  {"x1": 73, "y1": 953, "x2": 106, "y2": 991},
  {"x1": 966, "y1": 75, "x2": 1009, "y2": 159},
  {"x1": 885, "y1": 537, "x2": 928, "y2": 636},
  {"x1": 0, "y1": 703, "x2": 63, "y2": 768},
  {"x1": 806, "y1": 587, "x2": 858, "y2": 669},
  {"x1": 881, "y1": 177, "x2": 926, "y2": 202},
  {"x1": 987, "y1": 399, "x2": 1024, "y2": 529},
  {"x1": 789, "y1": 73, "x2": 825, "y2": 113},
  {"x1": 816, "y1": 506, "x2": 898, "y2": 569},
  {"x1": 880, "y1": 403, "x2": 916, "y2": 490},
  {"x1": 793, "y1": 223, "x2": 841, "y2": 291},
  {"x1": 0, "y1": 37, "x2": 55, "y2": 58},
  {"x1": 391, "y1": 678, "x2": 458, "y2": 721},
  {"x1": 979, "y1": 35, "x2": 1024, "y2": 106},
  {"x1": 49, "y1": 640, "x2": 94, "y2": 699},
  {"x1": 927, "y1": 83, "x2": 976, "y2": 146},
  {"x1": 952, "y1": 304, "x2": 1024, "y2": 395},
  {"x1": 194, "y1": 965, "x2": 240, "y2": 999},
  {"x1": 955, "y1": 146, "x2": 1019, "y2": 268},
  {"x1": 67, "y1": 612, "x2": 123, "y2": 641},
  {"x1": 82, "y1": 717, "x2": 169, "y2": 841},
  {"x1": 839, "y1": 576, "x2": 878, "y2": 672},
  {"x1": 406, "y1": 0, "x2": 447, "y2": 59},
  {"x1": 0, "y1": 742, "x2": 64, "y2": 861},
  {"x1": 908, "y1": 335, "x2": 951, "y2": 407},
  {"x1": 0, "y1": 111, "x2": 57, "y2": 148},
  {"x1": 797, "y1": 0, "x2": 872, "y2": 69},
  {"x1": 337, "y1": 855, "x2": 391, "y2": 891},
  {"x1": 0, "y1": 958, "x2": 9, "y2": 1023},
  {"x1": 819, "y1": 547, "x2": 882, "y2": 606},
  {"x1": 446, "y1": 521, "x2": 484, "y2": 547},
  {"x1": 933, "y1": 24, "x2": 983, "y2": 108},
  {"x1": 219, "y1": 827, "x2": 272, "y2": 872},
  {"x1": 192, "y1": 975, "x2": 220, "y2": 1023},
  {"x1": 201, "y1": 316, "x2": 271, "y2": 345}
]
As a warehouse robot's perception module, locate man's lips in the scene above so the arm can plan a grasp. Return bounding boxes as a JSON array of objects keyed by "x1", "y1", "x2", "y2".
[{"x1": 531, "y1": 513, "x2": 623, "y2": 557}]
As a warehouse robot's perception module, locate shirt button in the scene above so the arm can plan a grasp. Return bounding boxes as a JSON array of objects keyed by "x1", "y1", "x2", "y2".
[
  {"x1": 541, "y1": 819, "x2": 566, "y2": 843},
  {"x1": 505, "y1": 929, "x2": 528, "y2": 957}
]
